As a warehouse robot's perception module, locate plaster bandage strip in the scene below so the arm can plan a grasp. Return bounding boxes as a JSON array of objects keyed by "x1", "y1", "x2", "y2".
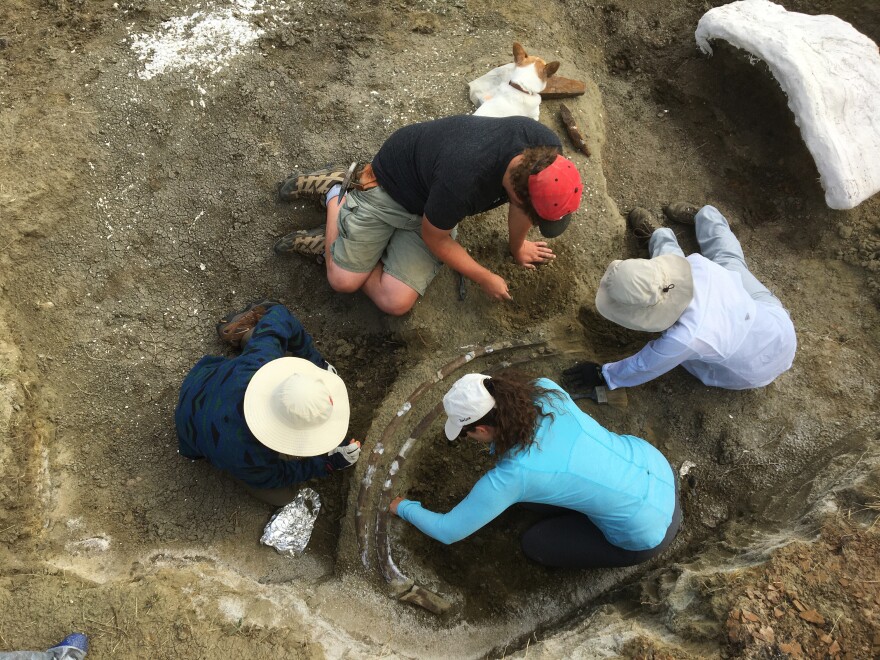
[{"x1": 695, "y1": 0, "x2": 880, "y2": 209}]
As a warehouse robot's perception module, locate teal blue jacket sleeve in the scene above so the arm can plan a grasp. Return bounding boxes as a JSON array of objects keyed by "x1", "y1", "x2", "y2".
[{"x1": 397, "y1": 463, "x2": 523, "y2": 544}]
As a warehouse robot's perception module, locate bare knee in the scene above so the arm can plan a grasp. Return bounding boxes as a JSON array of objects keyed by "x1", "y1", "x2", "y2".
[
  {"x1": 327, "y1": 275, "x2": 361, "y2": 294},
  {"x1": 377, "y1": 297, "x2": 416, "y2": 316},
  {"x1": 326, "y1": 264, "x2": 365, "y2": 294}
]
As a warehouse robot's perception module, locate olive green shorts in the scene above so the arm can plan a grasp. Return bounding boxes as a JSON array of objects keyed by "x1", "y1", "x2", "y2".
[{"x1": 330, "y1": 186, "x2": 449, "y2": 296}]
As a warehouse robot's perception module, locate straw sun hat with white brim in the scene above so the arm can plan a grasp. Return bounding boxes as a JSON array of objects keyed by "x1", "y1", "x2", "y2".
[
  {"x1": 244, "y1": 357, "x2": 349, "y2": 456},
  {"x1": 595, "y1": 255, "x2": 694, "y2": 333}
]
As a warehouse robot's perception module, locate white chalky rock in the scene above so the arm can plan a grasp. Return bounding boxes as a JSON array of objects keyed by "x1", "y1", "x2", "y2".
[{"x1": 695, "y1": 0, "x2": 880, "y2": 210}]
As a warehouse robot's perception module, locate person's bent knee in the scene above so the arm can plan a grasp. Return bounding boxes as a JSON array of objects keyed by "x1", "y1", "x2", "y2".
[
  {"x1": 327, "y1": 274, "x2": 362, "y2": 294},
  {"x1": 520, "y1": 527, "x2": 552, "y2": 566},
  {"x1": 377, "y1": 296, "x2": 416, "y2": 317},
  {"x1": 326, "y1": 264, "x2": 366, "y2": 294}
]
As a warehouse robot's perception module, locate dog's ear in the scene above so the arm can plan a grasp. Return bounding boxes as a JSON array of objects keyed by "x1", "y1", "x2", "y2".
[
  {"x1": 543, "y1": 61, "x2": 561, "y2": 79},
  {"x1": 513, "y1": 42, "x2": 528, "y2": 64}
]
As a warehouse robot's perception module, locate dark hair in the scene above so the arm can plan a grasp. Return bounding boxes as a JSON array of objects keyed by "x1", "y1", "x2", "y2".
[
  {"x1": 460, "y1": 370, "x2": 563, "y2": 457},
  {"x1": 509, "y1": 146, "x2": 562, "y2": 224}
]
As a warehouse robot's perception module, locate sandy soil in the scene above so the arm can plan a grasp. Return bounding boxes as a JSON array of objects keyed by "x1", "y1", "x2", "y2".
[{"x1": 1, "y1": 0, "x2": 878, "y2": 657}]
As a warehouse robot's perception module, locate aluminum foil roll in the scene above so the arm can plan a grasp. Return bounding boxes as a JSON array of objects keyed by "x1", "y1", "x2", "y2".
[{"x1": 260, "y1": 487, "x2": 321, "y2": 557}]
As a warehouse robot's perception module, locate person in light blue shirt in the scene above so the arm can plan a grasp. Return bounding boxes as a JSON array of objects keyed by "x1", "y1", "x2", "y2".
[{"x1": 390, "y1": 371, "x2": 681, "y2": 568}]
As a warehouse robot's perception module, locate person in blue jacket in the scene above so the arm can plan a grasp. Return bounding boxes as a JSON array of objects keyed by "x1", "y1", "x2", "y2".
[
  {"x1": 175, "y1": 301, "x2": 361, "y2": 506},
  {"x1": 390, "y1": 371, "x2": 681, "y2": 568}
]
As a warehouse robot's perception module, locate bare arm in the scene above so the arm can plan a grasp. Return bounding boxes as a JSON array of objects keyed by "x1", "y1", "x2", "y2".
[
  {"x1": 507, "y1": 202, "x2": 556, "y2": 269},
  {"x1": 421, "y1": 217, "x2": 512, "y2": 301}
]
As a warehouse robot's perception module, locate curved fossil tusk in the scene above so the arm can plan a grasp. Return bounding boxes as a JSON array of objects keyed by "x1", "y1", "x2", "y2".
[{"x1": 356, "y1": 339, "x2": 546, "y2": 570}]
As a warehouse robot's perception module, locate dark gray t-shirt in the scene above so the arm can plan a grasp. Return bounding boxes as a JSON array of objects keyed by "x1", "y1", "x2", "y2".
[{"x1": 371, "y1": 115, "x2": 562, "y2": 230}]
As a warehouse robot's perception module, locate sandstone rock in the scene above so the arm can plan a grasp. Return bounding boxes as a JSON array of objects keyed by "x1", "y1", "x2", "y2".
[{"x1": 799, "y1": 609, "x2": 826, "y2": 625}]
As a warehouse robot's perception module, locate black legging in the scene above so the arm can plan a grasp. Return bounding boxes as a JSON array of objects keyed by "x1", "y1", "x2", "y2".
[{"x1": 519, "y1": 480, "x2": 682, "y2": 569}]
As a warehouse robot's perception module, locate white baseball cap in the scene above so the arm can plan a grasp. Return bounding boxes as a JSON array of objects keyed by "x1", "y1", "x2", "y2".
[
  {"x1": 244, "y1": 357, "x2": 349, "y2": 456},
  {"x1": 442, "y1": 373, "x2": 495, "y2": 441}
]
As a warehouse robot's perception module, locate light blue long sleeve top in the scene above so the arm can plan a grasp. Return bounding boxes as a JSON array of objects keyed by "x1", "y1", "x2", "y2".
[{"x1": 397, "y1": 379, "x2": 676, "y2": 551}]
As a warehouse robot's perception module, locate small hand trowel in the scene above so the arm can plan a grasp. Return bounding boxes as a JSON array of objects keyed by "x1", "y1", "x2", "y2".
[{"x1": 570, "y1": 386, "x2": 628, "y2": 409}]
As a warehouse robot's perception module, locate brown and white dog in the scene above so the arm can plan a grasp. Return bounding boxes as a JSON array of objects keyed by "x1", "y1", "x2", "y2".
[{"x1": 469, "y1": 43, "x2": 560, "y2": 120}]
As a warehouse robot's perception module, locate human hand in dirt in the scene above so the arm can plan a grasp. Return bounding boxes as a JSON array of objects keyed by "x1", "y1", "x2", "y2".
[
  {"x1": 512, "y1": 240, "x2": 556, "y2": 269},
  {"x1": 479, "y1": 272, "x2": 513, "y2": 301},
  {"x1": 325, "y1": 439, "x2": 361, "y2": 472},
  {"x1": 390, "y1": 496, "x2": 405, "y2": 516},
  {"x1": 562, "y1": 361, "x2": 607, "y2": 391}
]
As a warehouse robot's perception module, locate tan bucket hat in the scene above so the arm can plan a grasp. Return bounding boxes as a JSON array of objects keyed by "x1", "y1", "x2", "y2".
[
  {"x1": 595, "y1": 255, "x2": 694, "y2": 332},
  {"x1": 244, "y1": 357, "x2": 349, "y2": 456}
]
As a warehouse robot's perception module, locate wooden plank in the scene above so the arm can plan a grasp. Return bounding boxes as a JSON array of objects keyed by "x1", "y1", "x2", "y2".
[{"x1": 541, "y1": 76, "x2": 586, "y2": 99}]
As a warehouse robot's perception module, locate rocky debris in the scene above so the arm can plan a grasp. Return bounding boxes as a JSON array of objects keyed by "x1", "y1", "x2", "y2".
[{"x1": 716, "y1": 520, "x2": 879, "y2": 660}]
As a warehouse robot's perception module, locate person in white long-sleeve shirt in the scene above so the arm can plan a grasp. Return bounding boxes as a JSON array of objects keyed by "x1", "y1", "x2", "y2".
[{"x1": 564, "y1": 204, "x2": 796, "y2": 391}]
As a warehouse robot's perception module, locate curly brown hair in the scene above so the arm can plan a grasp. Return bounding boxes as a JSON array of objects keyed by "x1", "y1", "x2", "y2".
[
  {"x1": 461, "y1": 370, "x2": 564, "y2": 457},
  {"x1": 509, "y1": 146, "x2": 562, "y2": 224}
]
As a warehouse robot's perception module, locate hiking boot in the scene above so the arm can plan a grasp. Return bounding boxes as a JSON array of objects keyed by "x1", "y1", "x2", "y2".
[
  {"x1": 217, "y1": 299, "x2": 280, "y2": 348},
  {"x1": 278, "y1": 164, "x2": 353, "y2": 204},
  {"x1": 662, "y1": 202, "x2": 700, "y2": 225},
  {"x1": 273, "y1": 226, "x2": 326, "y2": 257},
  {"x1": 627, "y1": 207, "x2": 663, "y2": 241}
]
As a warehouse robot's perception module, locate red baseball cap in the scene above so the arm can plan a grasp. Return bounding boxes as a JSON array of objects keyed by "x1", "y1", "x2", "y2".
[{"x1": 528, "y1": 155, "x2": 583, "y2": 238}]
